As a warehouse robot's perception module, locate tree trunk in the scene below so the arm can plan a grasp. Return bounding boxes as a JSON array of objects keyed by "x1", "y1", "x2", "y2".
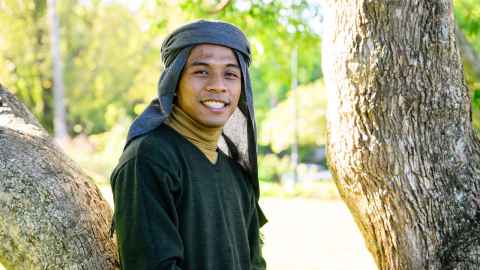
[
  {"x1": 47, "y1": 0, "x2": 69, "y2": 140},
  {"x1": 0, "y1": 84, "x2": 118, "y2": 269},
  {"x1": 322, "y1": 1, "x2": 480, "y2": 269}
]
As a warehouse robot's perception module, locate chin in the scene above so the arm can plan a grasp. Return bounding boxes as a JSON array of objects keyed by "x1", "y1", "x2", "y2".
[{"x1": 200, "y1": 118, "x2": 228, "y2": 128}]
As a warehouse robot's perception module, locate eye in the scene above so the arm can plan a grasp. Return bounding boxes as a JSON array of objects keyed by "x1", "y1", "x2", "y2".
[
  {"x1": 193, "y1": 70, "x2": 208, "y2": 76},
  {"x1": 225, "y1": 71, "x2": 240, "y2": 79}
]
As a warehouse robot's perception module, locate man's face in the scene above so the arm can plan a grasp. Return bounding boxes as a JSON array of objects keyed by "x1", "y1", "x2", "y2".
[{"x1": 176, "y1": 44, "x2": 242, "y2": 128}]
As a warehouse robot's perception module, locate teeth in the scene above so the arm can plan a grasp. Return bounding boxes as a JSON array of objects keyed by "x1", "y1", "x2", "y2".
[{"x1": 203, "y1": 101, "x2": 225, "y2": 109}]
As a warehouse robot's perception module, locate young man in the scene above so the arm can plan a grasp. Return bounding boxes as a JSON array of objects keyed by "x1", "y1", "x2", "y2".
[{"x1": 110, "y1": 20, "x2": 267, "y2": 270}]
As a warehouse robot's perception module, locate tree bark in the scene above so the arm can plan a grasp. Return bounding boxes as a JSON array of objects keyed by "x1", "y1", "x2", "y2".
[
  {"x1": 322, "y1": 1, "x2": 480, "y2": 269},
  {"x1": 0, "y1": 84, "x2": 118, "y2": 269}
]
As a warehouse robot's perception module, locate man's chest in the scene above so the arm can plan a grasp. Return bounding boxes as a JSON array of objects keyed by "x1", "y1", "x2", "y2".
[{"x1": 178, "y1": 158, "x2": 252, "y2": 224}]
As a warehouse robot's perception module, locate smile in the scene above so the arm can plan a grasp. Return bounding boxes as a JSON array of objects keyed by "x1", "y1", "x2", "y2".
[{"x1": 201, "y1": 100, "x2": 229, "y2": 109}]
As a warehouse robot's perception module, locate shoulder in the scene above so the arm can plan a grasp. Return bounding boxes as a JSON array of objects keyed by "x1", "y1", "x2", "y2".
[
  {"x1": 114, "y1": 124, "x2": 185, "y2": 175},
  {"x1": 110, "y1": 125, "x2": 187, "y2": 199}
]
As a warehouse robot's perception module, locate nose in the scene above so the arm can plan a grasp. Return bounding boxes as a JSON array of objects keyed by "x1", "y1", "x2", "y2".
[{"x1": 206, "y1": 73, "x2": 227, "y2": 93}]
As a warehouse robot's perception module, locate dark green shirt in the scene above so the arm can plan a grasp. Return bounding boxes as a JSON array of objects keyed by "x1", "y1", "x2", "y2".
[{"x1": 111, "y1": 124, "x2": 266, "y2": 270}]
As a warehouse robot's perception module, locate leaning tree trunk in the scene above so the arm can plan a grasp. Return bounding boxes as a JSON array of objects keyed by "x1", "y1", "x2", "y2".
[
  {"x1": 0, "y1": 84, "x2": 118, "y2": 269},
  {"x1": 322, "y1": 1, "x2": 480, "y2": 270}
]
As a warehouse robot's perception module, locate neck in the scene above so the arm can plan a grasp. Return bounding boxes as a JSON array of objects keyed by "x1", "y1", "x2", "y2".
[{"x1": 166, "y1": 105, "x2": 223, "y2": 163}]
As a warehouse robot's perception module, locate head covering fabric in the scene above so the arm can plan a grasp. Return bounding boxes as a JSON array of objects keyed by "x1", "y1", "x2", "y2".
[{"x1": 125, "y1": 20, "x2": 264, "y2": 224}]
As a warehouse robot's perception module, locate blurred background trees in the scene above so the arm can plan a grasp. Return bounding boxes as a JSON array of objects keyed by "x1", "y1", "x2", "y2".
[{"x1": 0, "y1": 0, "x2": 479, "y2": 184}]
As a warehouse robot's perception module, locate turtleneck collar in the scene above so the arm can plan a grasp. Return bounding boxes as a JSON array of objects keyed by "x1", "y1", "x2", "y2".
[{"x1": 166, "y1": 104, "x2": 223, "y2": 164}]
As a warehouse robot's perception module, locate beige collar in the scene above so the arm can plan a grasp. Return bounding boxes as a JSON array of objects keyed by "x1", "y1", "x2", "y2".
[{"x1": 166, "y1": 105, "x2": 222, "y2": 164}]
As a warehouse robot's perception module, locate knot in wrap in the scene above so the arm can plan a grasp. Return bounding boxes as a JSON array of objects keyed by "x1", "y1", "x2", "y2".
[{"x1": 124, "y1": 19, "x2": 266, "y2": 226}]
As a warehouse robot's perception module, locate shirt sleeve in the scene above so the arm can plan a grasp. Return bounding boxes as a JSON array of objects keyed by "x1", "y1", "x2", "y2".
[
  {"x1": 249, "y1": 200, "x2": 267, "y2": 270},
  {"x1": 111, "y1": 155, "x2": 183, "y2": 270}
]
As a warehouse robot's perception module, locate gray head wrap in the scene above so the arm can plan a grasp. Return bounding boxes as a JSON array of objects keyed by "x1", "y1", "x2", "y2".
[{"x1": 125, "y1": 20, "x2": 265, "y2": 225}]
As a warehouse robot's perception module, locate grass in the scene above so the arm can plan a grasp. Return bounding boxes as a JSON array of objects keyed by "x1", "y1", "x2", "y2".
[{"x1": 260, "y1": 180, "x2": 340, "y2": 200}]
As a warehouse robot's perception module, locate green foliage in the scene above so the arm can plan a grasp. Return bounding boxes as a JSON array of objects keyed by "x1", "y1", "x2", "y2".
[
  {"x1": 471, "y1": 87, "x2": 480, "y2": 132},
  {"x1": 178, "y1": 0, "x2": 323, "y2": 123},
  {"x1": 258, "y1": 154, "x2": 292, "y2": 182},
  {"x1": 59, "y1": 0, "x2": 170, "y2": 134},
  {"x1": 260, "y1": 180, "x2": 339, "y2": 199},
  {"x1": 455, "y1": 0, "x2": 480, "y2": 134},
  {"x1": 0, "y1": 0, "x2": 173, "y2": 134},
  {"x1": 0, "y1": 0, "x2": 327, "y2": 192},
  {"x1": 259, "y1": 80, "x2": 327, "y2": 153},
  {"x1": 0, "y1": 0, "x2": 53, "y2": 130},
  {"x1": 0, "y1": 0, "x2": 323, "y2": 137},
  {"x1": 455, "y1": 0, "x2": 480, "y2": 51}
]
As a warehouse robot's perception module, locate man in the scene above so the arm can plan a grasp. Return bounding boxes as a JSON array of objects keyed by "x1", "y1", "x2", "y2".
[{"x1": 110, "y1": 20, "x2": 267, "y2": 270}]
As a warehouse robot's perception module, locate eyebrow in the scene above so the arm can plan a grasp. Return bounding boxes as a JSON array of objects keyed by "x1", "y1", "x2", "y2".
[{"x1": 189, "y1": 60, "x2": 240, "y2": 69}]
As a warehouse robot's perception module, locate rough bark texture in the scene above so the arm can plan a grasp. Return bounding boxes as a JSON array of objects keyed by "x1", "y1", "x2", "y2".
[
  {"x1": 322, "y1": 1, "x2": 480, "y2": 269},
  {"x1": 0, "y1": 84, "x2": 118, "y2": 269}
]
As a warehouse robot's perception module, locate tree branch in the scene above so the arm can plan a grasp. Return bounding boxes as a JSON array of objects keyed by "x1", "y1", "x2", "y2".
[{"x1": 205, "y1": 0, "x2": 232, "y2": 14}]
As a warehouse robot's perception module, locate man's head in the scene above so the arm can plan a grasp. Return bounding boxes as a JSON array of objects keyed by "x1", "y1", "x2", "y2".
[{"x1": 176, "y1": 44, "x2": 242, "y2": 128}]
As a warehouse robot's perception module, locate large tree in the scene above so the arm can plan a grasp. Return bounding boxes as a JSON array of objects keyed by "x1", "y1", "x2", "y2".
[
  {"x1": 0, "y1": 84, "x2": 117, "y2": 269},
  {"x1": 323, "y1": 0, "x2": 480, "y2": 269}
]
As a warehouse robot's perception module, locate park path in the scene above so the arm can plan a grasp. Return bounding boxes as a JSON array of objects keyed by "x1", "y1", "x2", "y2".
[{"x1": 260, "y1": 198, "x2": 377, "y2": 270}]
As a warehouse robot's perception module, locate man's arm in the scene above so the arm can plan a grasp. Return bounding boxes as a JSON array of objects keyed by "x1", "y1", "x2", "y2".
[{"x1": 111, "y1": 155, "x2": 183, "y2": 270}]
